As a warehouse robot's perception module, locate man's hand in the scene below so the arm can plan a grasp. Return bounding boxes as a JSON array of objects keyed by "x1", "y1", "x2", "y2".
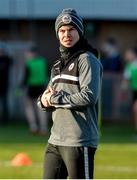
[{"x1": 41, "y1": 86, "x2": 55, "y2": 107}]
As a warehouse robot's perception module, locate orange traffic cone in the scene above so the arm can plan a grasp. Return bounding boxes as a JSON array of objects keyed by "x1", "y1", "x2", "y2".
[{"x1": 11, "y1": 152, "x2": 32, "y2": 166}]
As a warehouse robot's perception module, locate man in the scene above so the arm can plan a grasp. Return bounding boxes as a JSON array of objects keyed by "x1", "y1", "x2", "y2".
[
  {"x1": 101, "y1": 37, "x2": 123, "y2": 73},
  {"x1": 23, "y1": 47, "x2": 49, "y2": 135},
  {"x1": 0, "y1": 46, "x2": 12, "y2": 125},
  {"x1": 123, "y1": 46, "x2": 137, "y2": 134},
  {"x1": 38, "y1": 8, "x2": 103, "y2": 179}
]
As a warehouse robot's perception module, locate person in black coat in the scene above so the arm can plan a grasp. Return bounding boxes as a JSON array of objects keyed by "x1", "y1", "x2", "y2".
[{"x1": 0, "y1": 47, "x2": 12, "y2": 125}]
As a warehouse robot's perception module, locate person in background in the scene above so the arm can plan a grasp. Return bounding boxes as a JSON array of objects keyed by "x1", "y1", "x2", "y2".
[
  {"x1": 0, "y1": 46, "x2": 13, "y2": 125},
  {"x1": 23, "y1": 46, "x2": 49, "y2": 135},
  {"x1": 37, "y1": 8, "x2": 103, "y2": 179},
  {"x1": 101, "y1": 37, "x2": 123, "y2": 73},
  {"x1": 123, "y1": 46, "x2": 137, "y2": 134}
]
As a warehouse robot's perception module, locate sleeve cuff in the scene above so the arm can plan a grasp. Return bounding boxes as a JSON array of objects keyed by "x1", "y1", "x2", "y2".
[{"x1": 37, "y1": 95, "x2": 47, "y2": 110}]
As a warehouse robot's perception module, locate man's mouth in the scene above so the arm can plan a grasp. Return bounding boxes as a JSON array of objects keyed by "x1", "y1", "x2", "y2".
[{"x1": 64, "y1": 39, "x2": 72, "y2": 43}]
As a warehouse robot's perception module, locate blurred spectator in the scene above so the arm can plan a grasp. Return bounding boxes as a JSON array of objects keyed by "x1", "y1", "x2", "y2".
[
  {"x1": 0, "y1": 46, "x2": 13, "y2": 125},
  {"x1": 22, "y1": 46, "x2": 49, "y2": 135},
  {"x1": 123, "y1": 46, "x2": 137, "y2": 133},
  {"x1": 101, "y1": 37, "x2": 123, "y2": 73}
]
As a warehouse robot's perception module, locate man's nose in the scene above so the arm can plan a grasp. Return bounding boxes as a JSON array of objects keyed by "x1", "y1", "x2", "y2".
[{"x1": 64, "y1": 30, "x2": 70, "y2": 37}]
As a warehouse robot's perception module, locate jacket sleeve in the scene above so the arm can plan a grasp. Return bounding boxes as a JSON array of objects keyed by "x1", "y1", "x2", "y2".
[
  {"x1": 37, "y1": 94, "x2": 55, "y2": 111},
  {"x1": 37, "y1": 78, "x2": 55, "y2": 111},
  {"x1": 49, "y1": 54, "x2": 102, "y2": 109}
]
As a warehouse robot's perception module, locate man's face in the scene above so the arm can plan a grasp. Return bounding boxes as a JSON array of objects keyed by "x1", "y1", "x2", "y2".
[{"x1": 58, "y1": 25, "x2": 80, "y2": 48}]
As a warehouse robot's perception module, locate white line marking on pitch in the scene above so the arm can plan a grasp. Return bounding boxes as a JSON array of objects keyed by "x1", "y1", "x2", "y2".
[
  {"x1": 1, "y1": 160, "x2": 137, "y2": 173},
  {"x1": 97, "y1": 165, "x2": 137, "y2": 172}
]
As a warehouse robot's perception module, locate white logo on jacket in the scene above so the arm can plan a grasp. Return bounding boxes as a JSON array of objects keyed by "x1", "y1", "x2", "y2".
[{"x1": 68, "y1": 63, "x2": 75, "y2": 71}]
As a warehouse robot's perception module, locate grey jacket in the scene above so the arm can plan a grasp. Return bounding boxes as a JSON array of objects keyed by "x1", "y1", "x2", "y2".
[{"x1": 38, "y1": 51, "x2": 103, "y2": 147}]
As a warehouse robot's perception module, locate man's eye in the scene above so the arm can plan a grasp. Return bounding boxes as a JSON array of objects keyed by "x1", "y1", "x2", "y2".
[{"x1": 70, "y1": 28, "x2": 75, "y2": 31}]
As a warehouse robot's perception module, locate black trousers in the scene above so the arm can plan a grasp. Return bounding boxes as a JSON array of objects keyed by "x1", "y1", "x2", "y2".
[
  {"x1": 43, "y1": 143, "x2": 96, "y2": 179},
  {"x1": 0, "y1": 94, "x2": 9, "y2": 125}
]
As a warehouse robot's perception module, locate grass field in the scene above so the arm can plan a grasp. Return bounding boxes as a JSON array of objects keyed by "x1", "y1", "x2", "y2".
[{"x1": 0, "y1": 122, "x2": 137, "y2": 179}]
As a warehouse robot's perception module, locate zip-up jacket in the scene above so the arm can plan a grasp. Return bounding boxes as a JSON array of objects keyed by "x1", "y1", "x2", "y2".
[{"x1": 38, "y1": 46, "x2": 103, "y2": 147}]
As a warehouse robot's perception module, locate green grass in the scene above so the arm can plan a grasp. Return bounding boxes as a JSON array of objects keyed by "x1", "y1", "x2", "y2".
[
  {"x1": 0, "y1": 123, "x2": 47, "y2": 179},
  {"x1": 95, "y1": 123, "x2": 137, "y2": 179},
  {"x1": 0, "y1": 122, "x2": 137, "y2": 179}
]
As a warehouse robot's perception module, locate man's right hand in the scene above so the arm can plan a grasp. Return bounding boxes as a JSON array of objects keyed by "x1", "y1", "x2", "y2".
[{"x1": 41, "y1": 87, "x2": 55, "y2": 107}]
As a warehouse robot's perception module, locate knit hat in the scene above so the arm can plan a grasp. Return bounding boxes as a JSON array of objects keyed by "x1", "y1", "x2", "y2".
[{"x1": 55, "y1": 8, "x2": 84, "y2": 37}]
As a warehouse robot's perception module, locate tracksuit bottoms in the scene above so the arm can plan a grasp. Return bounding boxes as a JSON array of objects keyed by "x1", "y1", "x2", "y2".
[{"x1": 43, "y1": 143, "x2": 96, "y2": 179}]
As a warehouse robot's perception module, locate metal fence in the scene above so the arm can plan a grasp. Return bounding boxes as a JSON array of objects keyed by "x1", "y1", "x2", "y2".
[
  {"x1": 0, "y1": 42, "x2": 132, "y2": 122},
  {"x1": 0, "y1": 41, "x2": 33, "y2": 121},
  {"x1": 102, "y1": 73, "x2": 132, "y2": 121}
]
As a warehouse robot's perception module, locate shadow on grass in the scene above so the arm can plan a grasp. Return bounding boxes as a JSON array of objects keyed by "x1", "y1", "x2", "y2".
[
  {"x1": 0, "y1": 121, "x2": 136, "y2": 144},
  {"x1": 0, "y1": 122, "x2": 49, "y2": 144},
  {"x1": 99, "y1": 123, "x2": 137, "y2": 144}
]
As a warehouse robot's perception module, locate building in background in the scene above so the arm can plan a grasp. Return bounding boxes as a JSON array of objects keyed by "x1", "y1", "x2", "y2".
[
  {"x1": 0, "y1": 0, "x2": 137, "y2": 65},
  {"x1": 0, "y1": 0, "x2": 137, "y2": 121}
]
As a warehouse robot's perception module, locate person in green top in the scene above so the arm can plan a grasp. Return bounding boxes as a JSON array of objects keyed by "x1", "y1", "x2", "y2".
[
  {"x1": 123, "y1": 46, "x2": 137, "y2": 133},
  {"x1": 23, "y1": 46, "x2": 49, "y2": 135}
]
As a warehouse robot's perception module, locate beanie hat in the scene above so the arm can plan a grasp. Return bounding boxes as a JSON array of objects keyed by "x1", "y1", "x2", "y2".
[{"x1": 55, "y1": 8, "x2": 84, "y2": 37}]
